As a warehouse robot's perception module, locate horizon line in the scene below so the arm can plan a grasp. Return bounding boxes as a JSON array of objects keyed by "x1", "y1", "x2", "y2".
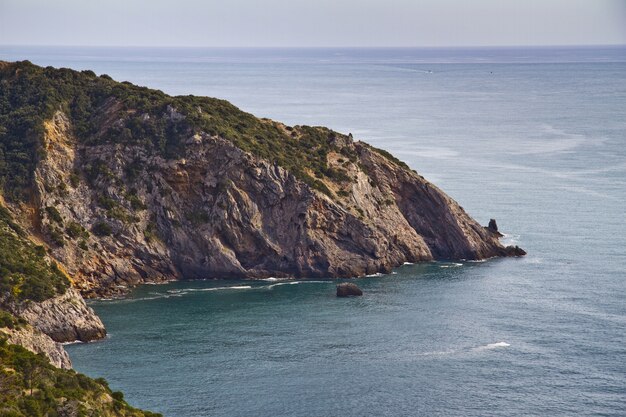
[{"x1": 2, "y1": 43, "x2": 625, "y2": 50}]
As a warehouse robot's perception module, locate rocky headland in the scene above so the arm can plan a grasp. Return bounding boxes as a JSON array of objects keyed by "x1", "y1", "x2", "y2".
[{"x1": 0, "y1": 60, "x2": 523, "y2": 414}]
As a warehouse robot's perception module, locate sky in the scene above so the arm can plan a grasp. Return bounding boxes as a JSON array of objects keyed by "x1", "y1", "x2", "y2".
[{"x1": 1, "y1": 0, "x2": 625, "y2": 47}]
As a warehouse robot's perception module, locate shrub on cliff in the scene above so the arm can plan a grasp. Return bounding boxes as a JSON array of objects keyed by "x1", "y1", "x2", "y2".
[
  {"x1": 0, "y1": 336, "x2": 161, "y2": 416},
  {"x1": 0, "y1": 205, "x2": 69, "y2": 302}
]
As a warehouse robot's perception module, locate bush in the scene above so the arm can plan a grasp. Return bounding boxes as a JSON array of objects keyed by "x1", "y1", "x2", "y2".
[
  {"x1": 0, "y1": 205, "x2": 69, "y2": 302},
  {"x1": 0, "y1": 311, "x2": 26, "y2": 329},
  {"x1": 45, "y1": 206, "x2": 63, "y2": 224},
  {"x1": 91, "y1": 221, "x2": 112, "y2": 237},
  {"x1": 48, "y1": 227, "x2": 65, "y2": 247},
  {"x1": 65, "y1": 221, "x2": 88, "y2": 239},
  {"x1": 0, "y1": 337, "x2": 161, "y2": 416}
]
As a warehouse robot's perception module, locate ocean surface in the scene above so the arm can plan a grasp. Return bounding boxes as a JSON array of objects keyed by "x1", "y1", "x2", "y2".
[{"x1": 2, "y1": 46, "x2": 625, "y2": 416}]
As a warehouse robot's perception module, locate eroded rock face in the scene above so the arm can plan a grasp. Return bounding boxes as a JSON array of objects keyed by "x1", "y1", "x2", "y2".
[
  {"x1": 17, "y1": 110, "x2": 517, "y2": 296},
  {"x1": 6, "y1": 288, "x2": 106, "y2": 343},
  {"x1": 2, "y1": 326, "x2": 72, "y2": 369}
]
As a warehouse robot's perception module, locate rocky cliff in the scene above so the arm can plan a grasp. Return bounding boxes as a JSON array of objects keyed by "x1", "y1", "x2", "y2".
[
  {"x1": 4, "y1": 288, "x2": 106, "y2": 343},
  {"x1": 0, "y1": 60, "x2": 523, "y2": 299},
  {"x1": 2, "y1": 324, "x2": 72, "y2": 369}
]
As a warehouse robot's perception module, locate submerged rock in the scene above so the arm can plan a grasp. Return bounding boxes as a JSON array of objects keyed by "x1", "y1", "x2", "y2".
[{"x1": 336, "y1": 282, "x2": 363, "y2": 297}]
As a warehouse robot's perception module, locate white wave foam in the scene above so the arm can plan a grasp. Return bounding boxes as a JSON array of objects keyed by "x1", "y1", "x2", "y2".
[
  {"x1": 365, "y1": 272, "x2": 385, "y2": 277},
  {"x1": 166, "y1": 285, "x2": 253, "y2": 295},
  {"x1": 402, "y1": 262, "x2": 414, "y2": 265},
  {"x1": 440, "y1": 262, "x2": 463, "y2": 268},
  {"x1": 417, "y1": 349, "x2": 456, "y2": 356},
  {"x1": 266, "y1": 280, "x2": 327, "y2": 289},
  {"x1": 62, "y1": 340, "x2": 84, "y2": 345},
  {"x1": 501, "y1": 233, "x2": 520, "y2": 247},
  {"x1": 417, "y1": 341, "x2": 510, "y2": 357},
  {"x1": 473, "y1": 341, "x2": 510, "y2": 352}
]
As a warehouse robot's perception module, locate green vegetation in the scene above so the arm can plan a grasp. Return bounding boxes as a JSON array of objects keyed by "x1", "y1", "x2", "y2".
[
  {"x1": 65, "y1": 221, "x2": 89, "y2": 240},
  {"x1": 48, "y1": 227, "x2": 65, "y2": 247},
  {"x1": 0, "y1": 60, "x2": 409, "y2": 203},
  {"x1": 0, "y1": 205, "x2": 68, "y2": 302},
  {"x1": 45, "y1": 206, "x2": 63, "y2": 225},
  {"x1": 363, "y1": 143, "x2": 410, "y2": 170},
  {"x1": 0, "y1": 311, "x2": 26, "y2": 330},
  {"x1": 125, "y1": 191, "x2": 146, "y2": 211},
  {"x1": 91, "y1": 221, "x2": 112, "y2": 237},
  {"x1": 0, "y1": 336, "x2": 161, "y2": 416}
]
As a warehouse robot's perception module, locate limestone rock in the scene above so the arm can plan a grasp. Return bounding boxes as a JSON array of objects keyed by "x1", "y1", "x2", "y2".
[
  {"x1": 7, "y1": 288, "x2": 106, "y2": 343},
  {"x1": 504, "y1": 245, "x2": 527, "y2": 257},
  {"x1": 2, "y1": 325, "x2": 72, "y2": 369}
]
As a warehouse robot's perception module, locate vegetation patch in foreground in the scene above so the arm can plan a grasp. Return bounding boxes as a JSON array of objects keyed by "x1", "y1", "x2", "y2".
[{"x1": 0, "y1": 335, "x2": 161, "y2": 417}]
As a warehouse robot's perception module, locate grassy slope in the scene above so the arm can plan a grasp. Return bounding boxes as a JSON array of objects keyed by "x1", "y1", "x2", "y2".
[
  {"x1": 0, "y1": 334, "x2": 161, "y2": 417},
  {"x1": 0, "y1": 204, "x2": 69, "y2": 303}
]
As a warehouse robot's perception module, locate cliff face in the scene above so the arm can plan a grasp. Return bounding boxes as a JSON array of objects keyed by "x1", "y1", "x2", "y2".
[
  {"x1": 4, "y1": 288, "x2": 106, "y2": 343},
  {"x1": 0, "y1": 60, "x2": 522, "y2": 297},
  {"x1": 0, "y1": 287, "x2": 105, "y2": 366},
  {"x1": 2, "y1": 325, "x2": 72, "y2": 369},
  {"x1": 30, "y1": 110, "x2": 510, "y2": 297}
]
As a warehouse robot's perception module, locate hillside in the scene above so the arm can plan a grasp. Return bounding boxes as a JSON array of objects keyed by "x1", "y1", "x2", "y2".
[
  {"x1": 0, "y1": 204, "x2": 154, "y2": 415},
  {"x1": 0, "y1": 60, "x2": 523, "y2": 298}
]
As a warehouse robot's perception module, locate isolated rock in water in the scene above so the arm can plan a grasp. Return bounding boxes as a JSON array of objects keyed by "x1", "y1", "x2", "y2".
[
  {"x1": 336, "y1": 282, "x2": 363, "y2": 297},
  {"x1": 487, "y1": 218, "x2": 504, "y2": 237},
  {"x1": 504, "y1": 245, "x2": 527, "y2": 257}
]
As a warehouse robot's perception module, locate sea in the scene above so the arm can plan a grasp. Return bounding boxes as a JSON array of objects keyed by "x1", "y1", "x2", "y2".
[{"x1": 1, "y1": 46, "x2": 625, "y2": 416}]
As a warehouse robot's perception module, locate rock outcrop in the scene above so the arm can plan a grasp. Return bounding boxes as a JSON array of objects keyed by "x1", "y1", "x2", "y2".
[
  {"x1": 2, "y1": 325, "x2": 72, "y2": 369},
  {"x1": 487, "y1": 218, "x2": 504, "y2": 237},
  {"x1": 336, "y1": 282, "x2": 363, "y2": 297},
  {"x1": 5, "y1": 288, "x2": 106, "y2": 343}
]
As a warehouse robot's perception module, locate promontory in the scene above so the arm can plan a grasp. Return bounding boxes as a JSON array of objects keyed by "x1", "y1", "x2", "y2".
[{"x1": 0, "y1": 60, "x2": 523, "y2": 414}]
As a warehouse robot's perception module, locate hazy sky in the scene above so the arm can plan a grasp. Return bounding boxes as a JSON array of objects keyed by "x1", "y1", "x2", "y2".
[{"x1": 1, "y1": 0, "x2": 625, "y2": 47}]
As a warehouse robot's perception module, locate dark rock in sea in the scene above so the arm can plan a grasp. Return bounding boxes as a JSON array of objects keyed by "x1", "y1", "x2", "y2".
[
  {"x1": 336, "y1": 282, "x2": 363, "y2": 297},
  {"x1": 487, "y1": 218, "x2": 504, "y2": 237},
  {"x1": 504, "y1": 245, "x2": 527, "y2": 257}
]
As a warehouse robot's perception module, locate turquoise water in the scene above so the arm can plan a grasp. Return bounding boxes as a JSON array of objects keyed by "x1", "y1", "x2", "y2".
[{"x1": 2, "y1": 46, "x2": 625, "y2": 416}]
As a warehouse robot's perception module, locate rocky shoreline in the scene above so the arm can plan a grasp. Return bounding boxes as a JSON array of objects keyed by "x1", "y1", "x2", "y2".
[{"x1": 0, "y1": 60, "x2": 525, "y2": 368}]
